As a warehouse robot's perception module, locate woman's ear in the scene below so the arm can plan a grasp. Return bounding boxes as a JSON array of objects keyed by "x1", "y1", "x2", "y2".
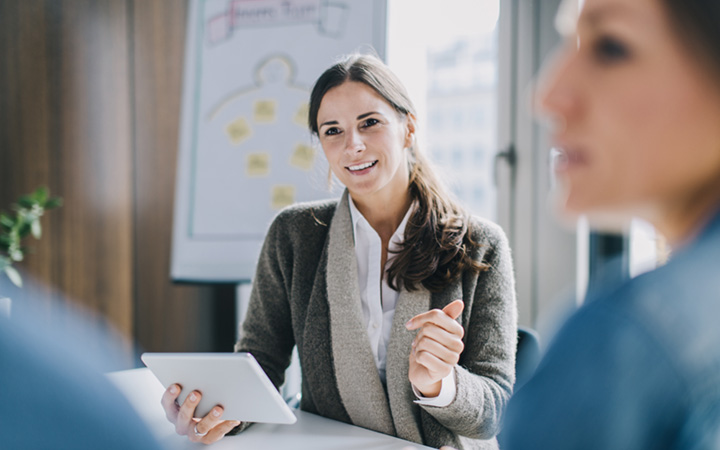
[{"x1": 404, "y1": 113, "x2": 417, "y2": 149}]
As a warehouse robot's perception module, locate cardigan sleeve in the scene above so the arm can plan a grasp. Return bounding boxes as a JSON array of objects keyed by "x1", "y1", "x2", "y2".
[
  {"x1": 420, "y1": 219, "x2": 518, "y2": 440},
  {"x1": 235, "y1": 210, "x2": 296, "y2": 390}
]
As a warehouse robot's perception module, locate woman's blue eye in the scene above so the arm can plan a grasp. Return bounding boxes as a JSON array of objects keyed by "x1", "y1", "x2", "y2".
[{"x1": 594, "y1": 36, "x2": 629, "y2": 63}]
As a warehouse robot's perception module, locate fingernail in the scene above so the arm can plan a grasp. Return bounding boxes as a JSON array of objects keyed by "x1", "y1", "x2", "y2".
[
  {"x1": 405, "y1": 320, "x2": 413, "y2": 328},
  {"x1": 170, "y1": 385, "x2": 178, "y2": 394},
  {"x1": 213, "y1": 408, "x2": 221, "y2": 417},
  {"x1": 411, "y1": 340, "x2": 416, "y2": 348},
  {"x1": 189, "y1": 393, "x2": 197, "y2": 401}
]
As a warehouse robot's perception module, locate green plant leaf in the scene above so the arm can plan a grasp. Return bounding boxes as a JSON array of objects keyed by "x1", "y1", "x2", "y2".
[
  {"x1": 31, "y1": 219, "x2": 42, "y2": 239},
  {"x1": 34, "y1": 186, "x2": 48, "y2": 204},
  {"x1": 18, "y1": 222, "x2": 32, "y2": 239},
  {"x1": 0, "y1": 213, "x2": 13, "y2": 228},
  {"x1": 45, "y1": 197, "x2": 63, "y2": 209},
  {"x1": 17, "y1": 196, "x2": 35, "y2": 208},
  {"x1": 0, "y1": 233, "x2": 13, "y2": 250},
  {"x1": 0, "y1": 187, "x2": 61, "y2": 287},
  {"x1": 4, "y1": 266, "x2": 22, "y2": 288}
]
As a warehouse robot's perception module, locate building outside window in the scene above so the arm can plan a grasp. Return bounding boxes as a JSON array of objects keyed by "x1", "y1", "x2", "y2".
[{"x1": 388, "y1": 0, "x2": 500, "y2": 222}]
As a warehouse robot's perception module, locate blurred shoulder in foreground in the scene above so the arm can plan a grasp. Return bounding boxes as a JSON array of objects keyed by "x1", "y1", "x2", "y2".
[{"x1": 0, "y1": 293, "x2": 163, "y2": 450}]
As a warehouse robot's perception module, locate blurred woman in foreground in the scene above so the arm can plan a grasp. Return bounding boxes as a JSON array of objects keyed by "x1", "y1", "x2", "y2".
[{"x1": 500, "y1": 0, "x2": 720, "y2": 448}]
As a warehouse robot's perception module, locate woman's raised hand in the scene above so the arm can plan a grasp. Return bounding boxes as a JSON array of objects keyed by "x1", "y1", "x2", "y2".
[
  {"x1": 405, "y1": 299, "x2": 465, "y2": 397},
  {"x1": 161, "y1": 384, "x2": 241, "y2": 444}
]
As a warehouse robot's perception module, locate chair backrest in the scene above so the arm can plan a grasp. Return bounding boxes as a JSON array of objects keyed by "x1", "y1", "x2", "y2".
[{"x1": 515, "y1": 326, "x2": 541, "y2": 391}]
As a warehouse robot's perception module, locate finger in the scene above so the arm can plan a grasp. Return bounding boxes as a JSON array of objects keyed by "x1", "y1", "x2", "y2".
[
  {"x1": 189, "y1": 406, "x2": 225, "y2": 442},
  {"x1": 413, "y1": 335, "x2": 463, "y2": 365},
  {"x1": 201, "y1": 420, "x2": 242, "y2": 444},
  {"x1": 414, "y1": 324, "x2": 465, "y2": 353},
  {"x1": 406, "y1": 309, "x2": 463, "y2": 333},
  {"x1": 406, "y1": 300, "x2": 465, "y2": 331},
  {"x1": 441, "y1": 299, "x2": 464, "y2": 320},
  {"x1": 161, "y1": 384, "x2": 181, "y2": 422},
  {"x1": 412, "y1": 349, "x2": 452, "y2": 378},
  {"x1": 424, "y1": 318, "x2": 465, "y2": 340},
  {"x1": 175, "y1": 390, "x2": 202, "y2": 436}
]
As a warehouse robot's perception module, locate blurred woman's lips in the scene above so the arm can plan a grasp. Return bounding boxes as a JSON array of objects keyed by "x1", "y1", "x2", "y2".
[{"x1": 553, "y1": 145, "x2": 589, "y2": 173}]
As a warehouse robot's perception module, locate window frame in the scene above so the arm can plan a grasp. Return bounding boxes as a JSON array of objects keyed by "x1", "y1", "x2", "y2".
[{"x1": 496, "y1": 0, "x2": 578, "y2": 330}]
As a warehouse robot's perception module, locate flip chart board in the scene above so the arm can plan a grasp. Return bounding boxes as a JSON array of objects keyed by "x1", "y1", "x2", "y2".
[{"x1": 172, "y1": 0, "x2": 387, "y2": 281}]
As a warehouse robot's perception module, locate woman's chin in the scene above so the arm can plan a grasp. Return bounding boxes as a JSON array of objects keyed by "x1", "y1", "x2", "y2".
[{"x1": 549, "y1": 188, "x2": 633, "y2": 233}]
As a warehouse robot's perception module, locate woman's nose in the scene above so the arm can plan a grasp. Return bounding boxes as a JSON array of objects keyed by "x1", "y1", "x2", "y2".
[
  {"x1": 344, "y1": 129, "x2": 365, "y2": 153},
  {"x1": 535, "y1": 45, "x2": 580, "y2": 130}
]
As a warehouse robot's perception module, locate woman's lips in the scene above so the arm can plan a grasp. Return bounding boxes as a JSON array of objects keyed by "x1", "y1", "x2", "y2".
[
  {"x1": 553, "y1": 147, "x2": 589, "y2": 173},
  {"x1": 346, "y1": 160, "x2": 378, "y2": 175}
]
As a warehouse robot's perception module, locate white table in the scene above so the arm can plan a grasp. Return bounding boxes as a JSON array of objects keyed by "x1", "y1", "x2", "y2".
[{"x1": 108, "y1": 368, "x2": 433, "y2": 449}]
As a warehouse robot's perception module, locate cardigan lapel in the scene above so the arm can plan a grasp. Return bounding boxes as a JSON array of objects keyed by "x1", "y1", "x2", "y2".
[
  {"x1": 386, "y1": 286, "x2": 431, "y2": 444},
  {"x1": 325, "y1": 191, "x2": 396, "y2": 436}
]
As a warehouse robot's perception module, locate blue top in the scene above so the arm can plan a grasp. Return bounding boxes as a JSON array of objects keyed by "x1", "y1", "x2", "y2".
[
  {"x1": 500, "y1": 210, "x2": 720, "y2": 450},
  {"x1": 0, "y1": 308, "x2": 163, "y2": 449}
]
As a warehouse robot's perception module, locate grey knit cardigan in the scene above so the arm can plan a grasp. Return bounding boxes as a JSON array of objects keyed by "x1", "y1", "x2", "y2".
[{"x1": 236, "y1": 191, "x2": 517, "y2": 449}]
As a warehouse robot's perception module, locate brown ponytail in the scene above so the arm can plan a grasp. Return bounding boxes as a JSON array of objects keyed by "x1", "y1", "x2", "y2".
[{"x1": 387, "y1": 147, "x2": 487, "y2": 293}]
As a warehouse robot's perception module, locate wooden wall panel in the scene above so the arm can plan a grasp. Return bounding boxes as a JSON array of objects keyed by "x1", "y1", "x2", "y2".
[
  {"x1": 0, "y1": 1, "x2": 55, "y2": 311},
  {"x1": 130, "y1": 0, "x2": 236, "y2": 353},
  {"x1": 0, "y1": 0, "x2": 236, "y2": 358},
  {"x1": 53, "y1": 0, "x2": 135, "y2": 335},
  {"x1": 0, "y1": 0, "x2": 135, "y2": 342}
]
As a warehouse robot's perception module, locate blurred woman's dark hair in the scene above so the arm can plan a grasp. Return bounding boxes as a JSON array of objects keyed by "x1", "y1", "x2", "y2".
[{"x1": 662, "y1": 0, "x2": 720, "y2": 78}]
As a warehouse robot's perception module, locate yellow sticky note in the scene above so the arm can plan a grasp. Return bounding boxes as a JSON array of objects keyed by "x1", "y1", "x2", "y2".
[
  {"x1": 247, "y1": 153, "x2": 269, "y2": 176},
  {"x1": 294, "y1": 102, "x2": 309, "y2": 127},
  {"x1": 226, "y1": 117, "x2": 252, "y2": 145},
  {"x1": 290, "y1": 143, "x2": 315, "y2": 170},
  {"x1": 271, "y1": 185, "x2": 295, "y2": 210},
  {"x1": 254, "y1": 100, "x2": 276, "y2": 123}
]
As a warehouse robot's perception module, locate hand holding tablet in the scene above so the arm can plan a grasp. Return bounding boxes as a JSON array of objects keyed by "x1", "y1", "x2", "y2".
[{"x1": 143, "y1": 352, "x2": 296, "y2": 443}]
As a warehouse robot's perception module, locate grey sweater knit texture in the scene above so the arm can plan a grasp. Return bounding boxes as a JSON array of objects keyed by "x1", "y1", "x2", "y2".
[{"x1": 236, "y1": 192, "x2": 517, "y2": 449}]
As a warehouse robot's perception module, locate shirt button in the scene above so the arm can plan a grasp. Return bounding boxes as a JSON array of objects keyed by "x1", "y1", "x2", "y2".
[{"x1": 372, "y1": 323, "x2": 379, "y2": 329}]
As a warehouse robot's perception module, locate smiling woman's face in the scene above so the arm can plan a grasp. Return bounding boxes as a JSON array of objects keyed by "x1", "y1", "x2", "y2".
[
  {"x1": 316, "y1": 81, "x2": 413, "y2": 205},
  {"x1": 538, "y1": 0, "x2": 720, "y2": 227}
]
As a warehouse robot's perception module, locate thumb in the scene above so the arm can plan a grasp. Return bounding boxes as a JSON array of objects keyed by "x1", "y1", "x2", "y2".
[{"x1": 442, "y1": 299, "x2": 464, "y2": 320}]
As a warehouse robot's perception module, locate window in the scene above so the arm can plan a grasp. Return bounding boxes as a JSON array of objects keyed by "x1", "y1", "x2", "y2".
[
  {"x1": 389, "y1": 0, "x2": 580, "y2": 332},
  {"x1": 452, "y1": 147, "x2": 464, "y2": 166},
  {"x1": 474, "y1": 146, "x2": 485, "y2": 166},
  {"x1": 388, "y1": 0, "x2": 500, "y2": 222}
]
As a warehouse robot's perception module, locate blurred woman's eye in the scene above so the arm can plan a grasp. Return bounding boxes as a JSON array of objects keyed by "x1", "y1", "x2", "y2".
[
  {"x1": 324, "y1": 127, "x2": 341, "y2": 136},
  {"x1": 361, "y1": 118, "x2": 379, "y2": 128},
  {"x1": 593, "y1": 36, "x2": 630, "y2": 63}
]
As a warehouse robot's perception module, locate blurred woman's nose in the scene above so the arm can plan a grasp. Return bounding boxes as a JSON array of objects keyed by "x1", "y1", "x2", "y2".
[
  {"x1": 344, "y1": 129, "x2": 365, "y2": 153},
  {"x1": 536, "y1": 45, "x2": 580, "y2": 129}
]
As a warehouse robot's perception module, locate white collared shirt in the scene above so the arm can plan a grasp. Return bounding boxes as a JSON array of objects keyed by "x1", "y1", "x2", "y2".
[{"x1": 348, "y1": 197, "x2": 455, "y2": 407}]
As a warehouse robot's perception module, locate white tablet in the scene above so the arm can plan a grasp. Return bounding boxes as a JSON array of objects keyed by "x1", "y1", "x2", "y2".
[{"x1": 140, "y1": 352, "x2": 297, "y2": 424}]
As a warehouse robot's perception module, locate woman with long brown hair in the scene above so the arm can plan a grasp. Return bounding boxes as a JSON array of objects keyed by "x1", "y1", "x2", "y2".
[{"x1": 161, "y1": 53, "x2": 517, "y2": 449}]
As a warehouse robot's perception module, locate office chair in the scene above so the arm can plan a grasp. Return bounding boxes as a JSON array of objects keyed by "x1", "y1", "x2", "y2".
[
  {"x1": 515, "y1": 326, "x2": 541, "y2": 391},
  {"x1": 494, "y1": 326, "x2": 542, "y2": 441}
]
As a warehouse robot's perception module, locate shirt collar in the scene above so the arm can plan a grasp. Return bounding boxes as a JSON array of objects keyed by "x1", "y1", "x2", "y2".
[{"x1": 348, "y1": 196, "x2": 415, "y2": 245}]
